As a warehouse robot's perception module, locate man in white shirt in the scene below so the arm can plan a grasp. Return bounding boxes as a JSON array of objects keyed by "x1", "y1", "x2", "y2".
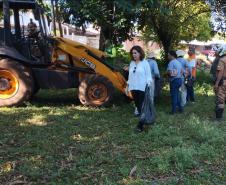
[
  {"x1": 167, "y1": 50, "x2": 183, "y2": 114},
  {"x1": 176, "y1": 50, "x2": 188, "y2": 107}
]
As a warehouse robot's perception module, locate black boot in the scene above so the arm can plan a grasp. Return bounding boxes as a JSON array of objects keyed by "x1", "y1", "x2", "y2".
[
  {"x1": 134, "y1": 122, "x2": 144, "y2": 133},
  {"x1": 216, "y1": 108, "x2": 224, "y2": 121}
]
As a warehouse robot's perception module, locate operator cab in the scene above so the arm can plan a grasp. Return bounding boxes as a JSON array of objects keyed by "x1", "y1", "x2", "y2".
[{"x1": 0, "y1": 0, "x2": 51, "y2": 63}]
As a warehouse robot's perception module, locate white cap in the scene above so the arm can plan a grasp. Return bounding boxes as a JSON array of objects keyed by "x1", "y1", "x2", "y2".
[{"x1": 176, "y1": 50, "x2": 186, "y2": 57}]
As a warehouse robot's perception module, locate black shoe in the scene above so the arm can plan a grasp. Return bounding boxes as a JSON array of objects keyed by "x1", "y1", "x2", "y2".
[
  {"x1": 134, "y1": 127, "x2": 143, "y2": 133},
  {"x1": 216, "y1": 108, "x2": 224, "y2": 120},
  {"x1": 134, "y1": 123, "x2": 144, "y2": 133}
]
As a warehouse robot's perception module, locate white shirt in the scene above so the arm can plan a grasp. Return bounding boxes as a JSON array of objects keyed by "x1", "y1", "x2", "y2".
[{"x1": 127, "y1": 60, "x2": 152, "y2": 91}]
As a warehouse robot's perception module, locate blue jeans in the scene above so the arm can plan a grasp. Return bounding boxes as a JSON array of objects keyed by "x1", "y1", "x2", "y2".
[{"x1": 170, "y1": 78, "x2": 183, "y2": 113}]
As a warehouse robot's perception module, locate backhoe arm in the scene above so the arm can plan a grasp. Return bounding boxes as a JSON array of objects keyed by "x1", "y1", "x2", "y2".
[{"x1": 54, "y1": 37, "x2": 128, "y2": 94}]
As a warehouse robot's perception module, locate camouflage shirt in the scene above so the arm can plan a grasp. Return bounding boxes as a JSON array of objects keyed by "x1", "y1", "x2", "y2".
[
  {"x1": 217, "y1": 56, "x2": 226, "y2": 78},
  {"x1": 210, "y1": 57, "x2": 220, "y2": 80}
]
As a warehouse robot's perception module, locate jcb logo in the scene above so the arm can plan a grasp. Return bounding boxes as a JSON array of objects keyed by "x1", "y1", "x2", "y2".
[{"x1": 80, "y1": 58, "x2": 96, "y2": 69}]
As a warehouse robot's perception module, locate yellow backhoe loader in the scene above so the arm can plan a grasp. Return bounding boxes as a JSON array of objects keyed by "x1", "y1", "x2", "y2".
[{"x1": 0, "y1": 0, "x2": 129, "y2": 107}]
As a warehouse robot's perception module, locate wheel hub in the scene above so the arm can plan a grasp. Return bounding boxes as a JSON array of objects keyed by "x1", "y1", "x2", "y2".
[
  {"x1": 0, "y1": 78, "x2": 11, "y2": 91},
  {"x1": 0, "y1": 70, "x2": 19, "y2": 99},
  {"x1": 88, "y1": 84, "x2": 108, "y2": 102},
  {"x1": 93, "y1": 89, "x2": 102, "y2": 98}
]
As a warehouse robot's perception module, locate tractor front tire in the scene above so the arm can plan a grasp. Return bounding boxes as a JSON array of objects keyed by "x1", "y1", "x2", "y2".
[
  {"x1": 0, "y1": 59, "x2": 34, "y2": 107},
  {"x1": 79, "y1": 74, "x2": 114, "y2": 107}
]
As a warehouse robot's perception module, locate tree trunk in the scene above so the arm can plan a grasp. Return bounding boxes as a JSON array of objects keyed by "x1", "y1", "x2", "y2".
[
  {"x1": 51, "y1": 0, "x2": 57, "y2": 36},
  {"x1": 55, "y1": 0, "x2": 63, "y2": 37},
  {"x1": 161, "y1": 39, "x2": 171, "y2": 63},
  {"x1": 99, "y1": 27, "x2": 106, "y2": 51},
  {"x1": 156, "y1": 28, "x2": 172, "y2": 63}
]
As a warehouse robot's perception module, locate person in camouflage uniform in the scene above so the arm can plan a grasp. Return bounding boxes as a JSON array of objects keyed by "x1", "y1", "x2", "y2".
[
  {"x1": 210, "y1": 46, "x2": 221, "y2": 83},
  {"x1": 214, "y1": 45, "x2": 226, "y2": 120}
]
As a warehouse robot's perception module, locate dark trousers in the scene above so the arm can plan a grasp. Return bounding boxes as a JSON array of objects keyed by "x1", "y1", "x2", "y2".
[
  {"x1": 170, "y1": 78, "x2": 183, "y2": 113},
  {"x1": 187, "y1": 84, "x2": 195, "y2": 102},
  {"x1": 131, "y1": 90, "x2": 145, "y2": 114}
]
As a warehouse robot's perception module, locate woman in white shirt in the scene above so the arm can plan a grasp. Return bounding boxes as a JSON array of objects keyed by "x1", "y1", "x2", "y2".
[{"x1": 127, "y1": 45, "x2": 152, "y2": 132}]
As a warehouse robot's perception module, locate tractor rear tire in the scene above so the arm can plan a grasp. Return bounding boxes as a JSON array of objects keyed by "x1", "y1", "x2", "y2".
[
  {"x1": 0, "y1": 59, "x2": 34, "y2": 107},
  {"x1": 79, "y1": 74, "x2": 114, "y2": 107}
]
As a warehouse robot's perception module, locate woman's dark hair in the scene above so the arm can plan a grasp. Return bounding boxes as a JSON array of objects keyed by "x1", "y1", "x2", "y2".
[
  {"x1": 130, "y1": 45, "x2": 145, "y2": 61},
  {"x1": 168, "y1": 50, "x2": 177, "y2": 58}
]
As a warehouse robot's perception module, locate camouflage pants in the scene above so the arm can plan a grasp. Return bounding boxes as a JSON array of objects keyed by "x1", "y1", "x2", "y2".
[{"x1": 216, "y1": 85, "x2": 226, "y2": 109}]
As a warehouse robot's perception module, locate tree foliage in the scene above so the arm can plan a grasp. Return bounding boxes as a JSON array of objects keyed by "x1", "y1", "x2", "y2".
[
  {"x1": 59, "y1": 0, "x2": 138, "y2": 50},
  {"x1": 209, "y1": 0, "x2": 225, "y2": 11},
  {"x1": 208, "y1": 0, "x2": 226, "y2": 33},
  {"x1": 138, "y1": 0, "x2": 212, "y2": 59},
  {"x1": 58, "y1": 0, "x2": 213, "y2": 57}
]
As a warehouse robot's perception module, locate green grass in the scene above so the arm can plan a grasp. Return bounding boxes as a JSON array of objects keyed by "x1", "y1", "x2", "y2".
[{"x1": 1, "y1": 75, "x2": 226, "y2": 184}]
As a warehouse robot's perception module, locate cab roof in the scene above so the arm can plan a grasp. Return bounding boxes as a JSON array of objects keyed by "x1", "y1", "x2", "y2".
[{"x1": 0, "y1": 0, "x2": 36, "y2": 9}]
